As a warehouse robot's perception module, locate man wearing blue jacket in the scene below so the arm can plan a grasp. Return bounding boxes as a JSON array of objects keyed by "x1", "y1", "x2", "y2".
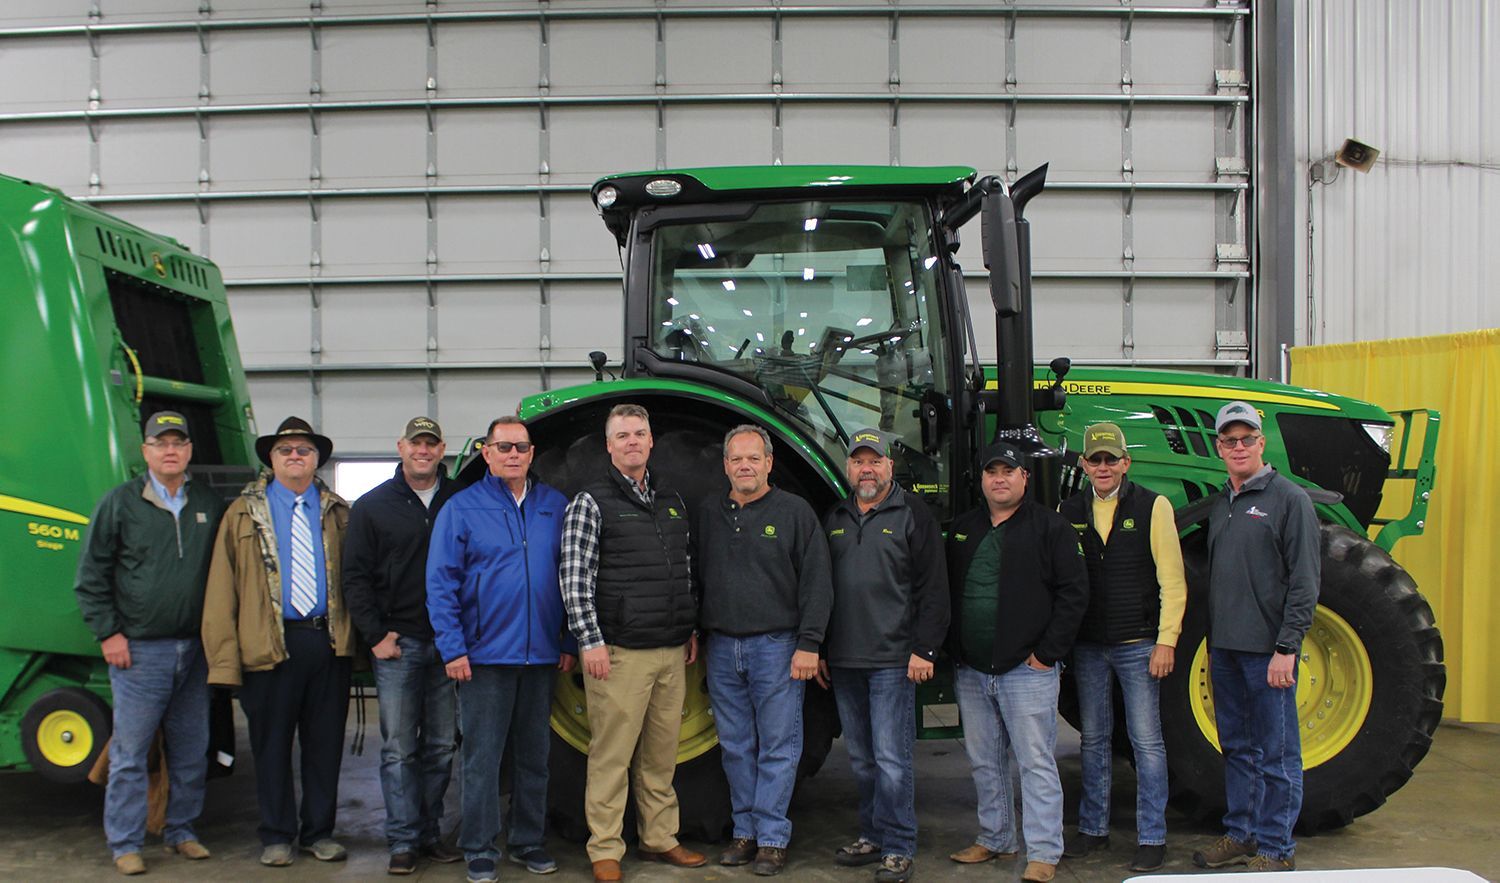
[{"x1": 426, "y1": 416, "x2": 575, "y2": 883}]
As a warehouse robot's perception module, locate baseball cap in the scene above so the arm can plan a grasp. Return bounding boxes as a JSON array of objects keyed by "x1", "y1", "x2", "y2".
[
  {"x1": 1082, "y1": 422, "x2": 1127, "y2": 458},
  {"x1": 402, "y1": 416, "x2": 443, "y2": 442},
  {"x1": 1214, "y1": 400, "x2": 1263, "y2": 433},
  {"x1": 847, "y1": 427, "x2": 892, "y2": 458},
  {"x1": 980, "y1": 441, "x2": 1025, "y2": 470},
  {"x1": 143, "y1": 411, "x2": 190, "y2": 440}
]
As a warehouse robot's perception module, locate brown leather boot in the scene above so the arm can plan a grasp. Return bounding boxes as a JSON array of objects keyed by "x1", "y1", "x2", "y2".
[
  {"x1": 635, "y1": 845, "x2": 707, "y2": 868},
  {"x1": 592, "y1": 858, "x2": 623, "y2": 881}
]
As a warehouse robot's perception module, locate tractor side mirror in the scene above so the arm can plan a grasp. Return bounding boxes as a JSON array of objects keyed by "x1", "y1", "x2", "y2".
[{"x1": 981, "y1": 189, "x2": 1021, "y2": 319}]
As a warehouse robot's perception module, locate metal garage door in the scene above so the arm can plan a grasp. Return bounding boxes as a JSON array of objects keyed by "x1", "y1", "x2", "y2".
[{"x1": 0, "y1": 2, "x2": 1254, "y2": 456}]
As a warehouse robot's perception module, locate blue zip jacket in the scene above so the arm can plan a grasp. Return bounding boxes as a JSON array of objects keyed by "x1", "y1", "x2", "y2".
[{"x1": 426, "y1": 474, "x2": 572, "y2": 665}]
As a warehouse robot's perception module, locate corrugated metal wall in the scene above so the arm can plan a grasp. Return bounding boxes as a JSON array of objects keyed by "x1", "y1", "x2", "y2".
[
  {"x1": 0, "y1": 1, "x2": 1255, "y2": 456},
  {"x1": 1296, "y1": 0, "x2": 1500, "y2": 347}
]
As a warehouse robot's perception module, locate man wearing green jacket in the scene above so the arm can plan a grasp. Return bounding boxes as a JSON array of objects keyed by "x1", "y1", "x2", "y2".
[{"x1": 75, "y1": 411, "x2": 225, "y2": 876}]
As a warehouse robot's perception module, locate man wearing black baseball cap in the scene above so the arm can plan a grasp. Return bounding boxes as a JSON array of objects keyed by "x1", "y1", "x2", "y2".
[
  {"x1": 822, "y1": 428, "x2": 949, "y2": 883},
  {"x1": 944, "y1": 441, "x2": 1088, "y2": 883},
  {"x1": 343, "y1": 417, "x2": 463, "y2": 874},
  {"x1": 203, "y1": 416, "x2": 354, "y2": 867},
  {"x1": 76, "y1": 411, "x2": 225, "y2": 874}
]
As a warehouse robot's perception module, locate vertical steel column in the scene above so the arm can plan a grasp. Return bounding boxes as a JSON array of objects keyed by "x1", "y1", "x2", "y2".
[
  {"x1": 888, "y1": 10, "x2": 901, "y2": 165},
  {"x1": 537, "y1": 9, "x2": 552, "y2": 391},
  {"x1": 1213, "y1": 8, "x2": 1251, "y2": 371},
  {"x1": 1120, "y1": 10, "x2": 1136, "y2": 361},
  {"x1": 196, "y1": 10, "x2": 212, "y2": 255},
  {"x1": 771, "y1": 8, "x2": 783, "y2": 164},
  {"x1": 424, "y1": 9, "x2": 440, "y2": 417},
  {"x1": 1004, "y1": 8, "x2": 1018, "y2": 177},
  {"x1": 308, "y1": 4, "x2": 324, "y2": 425},
  {"x1": 87, "y1": 5, "x2": 102, "y2": 192},
  {"x1": 655, "y1": 9, "x2": 667, "y2": 169}
]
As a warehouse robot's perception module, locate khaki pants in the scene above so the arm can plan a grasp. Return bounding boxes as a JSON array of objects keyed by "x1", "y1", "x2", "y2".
[{"x1": 583, "y1": 644, "x2": 686, "y2": 861}]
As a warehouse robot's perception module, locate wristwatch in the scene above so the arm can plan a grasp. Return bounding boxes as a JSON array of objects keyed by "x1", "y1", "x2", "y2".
[{"x1": 1274, "y1": 642, "x2": 1298, "y2": 656}]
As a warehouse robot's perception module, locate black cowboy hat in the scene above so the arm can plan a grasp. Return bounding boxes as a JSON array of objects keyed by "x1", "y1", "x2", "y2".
[{"x1": 255, "y1": 416, "x2": 334, "y2": 467}]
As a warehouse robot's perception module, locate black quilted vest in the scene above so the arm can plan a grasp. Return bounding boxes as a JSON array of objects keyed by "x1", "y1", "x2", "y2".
[
  {"x1": 1059, "y1": 478, "x2": 1161, "y2": 645},
  {"x1": 587, "y1": 470, "x2": 696, "y2": 649}
]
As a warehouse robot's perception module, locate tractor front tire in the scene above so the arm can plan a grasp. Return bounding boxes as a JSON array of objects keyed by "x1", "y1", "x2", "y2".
[{"x1": 20, "y1": 687, "x2": 112, "y2": 784}]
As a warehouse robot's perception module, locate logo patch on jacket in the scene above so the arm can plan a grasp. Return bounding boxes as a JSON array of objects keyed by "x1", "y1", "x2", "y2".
[
  {"x1": 667, "y1": 507, "x2": 682, "y2": 519},
  {"x1": 881, "y1": 527, "x2": 894, "y2": 535},
  {"x1": 829, "y1": 528, "x2": 845, "y2": 537},
  {"x1": 1121, "y1": 517, "x2": 1136, "y2": 531},
  {"x1": 1246, "y1": 505, "x2": 1269, "y2": 519},
  {"x1": 762, "y1": 524, "x2": 777, "y2": 538},
  {"x1": 954, "y1": 533, "x2": 968, "y2": 542},
  {"x1": 196, "y1": 511, "x2": 208, "y2": 523}
]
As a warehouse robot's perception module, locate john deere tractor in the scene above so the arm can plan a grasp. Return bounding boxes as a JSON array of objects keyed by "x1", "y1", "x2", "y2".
[
  {"x1": 497, "y1": 164, "x2": 1443, "y2": 838},
  {"x1": 0, "y1": 172, "x2": 257, "y2": 783}
]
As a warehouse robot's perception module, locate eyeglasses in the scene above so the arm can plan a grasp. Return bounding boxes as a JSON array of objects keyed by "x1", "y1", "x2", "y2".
[
  {"x1": 1084, "y1": 453, "x2": 1122, "y2": 466},
  {"x1": 273, "y1": 445, "x2": 316, "y2": 457},
  {"x1": 1217, "y1": 434, "x2": 1262, "y2": 449},
  {"x1": 485, "y1": 441, "x2": 533, "y2": 453},
  {"x1": 145, "y1": 439, "x2": 190, "y2": 450}
]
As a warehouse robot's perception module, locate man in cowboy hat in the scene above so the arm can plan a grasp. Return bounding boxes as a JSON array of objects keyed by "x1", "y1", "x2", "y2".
[{"x1": 203, "y1": 416, "x2": 354, "y2": 868}]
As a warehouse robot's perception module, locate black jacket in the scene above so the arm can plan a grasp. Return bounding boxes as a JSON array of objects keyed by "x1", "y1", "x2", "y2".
[
  {"x1": 342, "y1": 465, "x2": 459, "y2": 644},
  {"x1": 823, "y1": 484, "x2": 950, "y2": 668},
  {"x1": 945, "y1": 498, "x2": 1089, "y2": 670}
]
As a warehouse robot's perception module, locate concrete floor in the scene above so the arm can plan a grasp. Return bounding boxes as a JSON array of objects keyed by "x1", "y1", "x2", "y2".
[{"x1": 3, "y1": 704, "x2": 1496, "y2": 882}]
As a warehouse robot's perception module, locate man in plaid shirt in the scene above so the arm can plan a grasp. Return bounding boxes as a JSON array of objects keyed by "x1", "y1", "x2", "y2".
[{"x1": 561, "y1": 403, "x2": 705, "y2": 883}]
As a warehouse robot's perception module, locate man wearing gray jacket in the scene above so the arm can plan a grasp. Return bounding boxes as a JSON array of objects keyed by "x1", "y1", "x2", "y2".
[{"x1": 1191, "y1": 401, "x2": 1320, "y2": 874}]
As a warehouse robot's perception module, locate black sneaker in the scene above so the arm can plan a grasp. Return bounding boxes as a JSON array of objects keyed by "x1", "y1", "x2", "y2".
[
  {"x1": 1063, "y1": 830, "x2": 1110, "y2": 858},
  {"x1": 720, "y1": 838, "x2": 757, "y2": 866},
  {"x1": 874, "y1": 854, "x2": 913, "y2": 883},
  {"x1": 753, "y1": 847, "x2": 787, "y2": 876},
  {"x1": 466, "y1": 858, "x2": 499, "y2": 883},
  {"x1": 1130, "y1": 844, "x2": 1166, "y2": 872},
  {"x1": 508, "y1": 847, "x2": 558, "y2": 875},
  {"x1": 387, "y1": 852, "x2": 417, "y2": 875}
]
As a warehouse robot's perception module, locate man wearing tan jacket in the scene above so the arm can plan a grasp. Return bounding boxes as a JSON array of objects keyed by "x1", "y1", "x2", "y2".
[{"x1": 203, "y1": 416, "x2": 353, "y2": 868}]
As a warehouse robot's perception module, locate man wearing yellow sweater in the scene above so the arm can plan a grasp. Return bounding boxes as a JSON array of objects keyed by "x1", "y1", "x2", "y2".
[{"x1": 1058, "y1": 423, "x2": 1186, "y2": 874}]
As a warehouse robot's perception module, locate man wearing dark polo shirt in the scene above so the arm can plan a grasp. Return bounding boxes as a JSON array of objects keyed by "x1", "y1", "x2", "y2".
[{"x1": 698, "y1": 425, "x2": 832, "y2": 876}]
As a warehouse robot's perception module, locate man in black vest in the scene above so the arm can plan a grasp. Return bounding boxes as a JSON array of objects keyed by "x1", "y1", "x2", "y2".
[
  {"x1": 1058, "y1": 423, "x2": 1186, "y2": 873},
  {"x1": 560, "y1": 403, "x2": 707, "y2": 883}
]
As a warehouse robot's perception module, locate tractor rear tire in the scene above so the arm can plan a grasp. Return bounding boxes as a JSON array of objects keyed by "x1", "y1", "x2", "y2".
[
  {"x1": 1161, "y1": 524, "x2": 1446, "y2": 833},
  {"x1": 546, "y1": 733, "x2": 732, "y2": 844}
]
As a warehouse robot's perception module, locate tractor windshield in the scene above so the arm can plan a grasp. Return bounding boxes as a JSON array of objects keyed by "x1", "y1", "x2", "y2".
[{"x1": 647, "y1": 199, "x2": 954, "y2": 507}]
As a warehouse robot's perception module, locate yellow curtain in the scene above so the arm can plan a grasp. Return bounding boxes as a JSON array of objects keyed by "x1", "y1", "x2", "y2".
[{"x1": 1293, "y1": 328, "x2": 1500, "y2": 723}]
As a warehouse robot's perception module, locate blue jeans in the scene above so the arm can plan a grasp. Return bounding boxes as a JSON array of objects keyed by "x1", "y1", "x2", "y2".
[
  {"x1": 831, "y1": 666, "x2": 915, "y2": 859},
  {"x1": 1211, "y1": 648, "x2": 1302, "y2": 860},
  {"x1": 104, "y1": 638, "x2": 210, "y2": 859},
  {"x1": 954, "y1": 662, "x2": 1064, "y2": 865},
  {"x1": 1073, "y1": 640, "x2": 1168, "y2": 845},
  {"x1": 372, "y1": 636, "x2": 458, "y2": 855},
  {"x1": 457, "y1": 665, "x2": 554, "y2": 862},
  {"x1": 707, "y1": 632, "x2": 804, "y2": 848}
]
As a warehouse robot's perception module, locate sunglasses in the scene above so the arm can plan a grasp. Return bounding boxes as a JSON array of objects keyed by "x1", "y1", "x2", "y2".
[
  {"x1": 485, "y1": 441, "x2": 533, "y2": 453},
  {"x1": 145, "y1": 438, "x2": 191, "y2": 450},
  {"x1": 273, "y1": 445, "x2": 316, "y2": 457},
  {"x1": 1217, "y1": 434, "x2": 1263, "y2": 449},
  {"x1": 1084, "y1": 453, "x2": 1122, "y2": 466}
]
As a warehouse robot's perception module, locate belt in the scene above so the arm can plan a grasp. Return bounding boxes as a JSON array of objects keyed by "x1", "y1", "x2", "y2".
[{"x1": 284, "y1": 616, "x2": 330, "y2": 631}]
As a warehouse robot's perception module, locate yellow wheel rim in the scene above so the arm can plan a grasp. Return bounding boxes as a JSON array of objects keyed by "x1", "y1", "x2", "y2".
[
  {"x1": 36, "y1": 709, "x2": 94, "y2": 769},
  {"x1": 551, "y1": 659, "x2": 720, "y2": 764},
  {"x1": 1187, "y1": 605, "x2": 1373, "y2": 770}
]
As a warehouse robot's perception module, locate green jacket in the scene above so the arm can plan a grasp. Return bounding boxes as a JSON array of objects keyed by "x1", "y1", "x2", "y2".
[{"x1": 74, "y1": 474, "x2": 226, "y2": 642}]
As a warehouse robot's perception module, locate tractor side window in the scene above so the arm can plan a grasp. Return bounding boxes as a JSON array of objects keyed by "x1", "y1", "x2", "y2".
[{"x1": 648, "y1": 200, "x2": 952, "y2": 512}]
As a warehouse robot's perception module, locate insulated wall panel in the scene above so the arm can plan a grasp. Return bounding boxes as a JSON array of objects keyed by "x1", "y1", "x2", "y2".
[{"x1": 0, "y1": 2, "x2": 1255, "y2": 455}]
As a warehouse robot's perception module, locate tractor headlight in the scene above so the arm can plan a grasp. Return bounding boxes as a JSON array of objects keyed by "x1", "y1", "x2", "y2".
[
  {"x1": 1360, "y1": 421, "x2": 1393, "y2": 453},
  {"x1": 595, "y1": 186, "x2": 619, "y2": 209}
]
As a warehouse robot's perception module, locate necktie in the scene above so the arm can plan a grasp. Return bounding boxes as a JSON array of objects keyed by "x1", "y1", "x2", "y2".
[{"x1": 289, "y1": 494, "x2": 318, "y2": 617}]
